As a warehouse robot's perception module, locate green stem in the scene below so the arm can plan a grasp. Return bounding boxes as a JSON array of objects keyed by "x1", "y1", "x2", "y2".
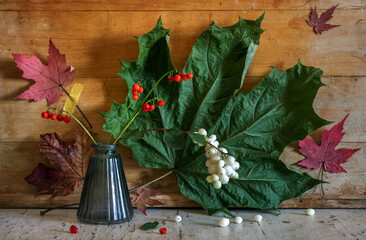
[
  {"x1": 113, "y1": 70, "x2": 175, "y2": 144},
  {"x1": 50, "y1": 108, "x2": 97, "y2": 145},
  {"x1": 129, "y1": 170, "x2": 174, "y2": 192},
  {"x1": 107, "y1": 101, "x2": 133, "y2": 145},
  {"x1": 113, "y1": 109, "x2": 142, "y2": 145}
]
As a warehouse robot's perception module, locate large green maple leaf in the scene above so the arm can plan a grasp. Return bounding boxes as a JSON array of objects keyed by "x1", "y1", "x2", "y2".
[{"x1": 100, "y1": 16, "x2": 330, "y2": 214}]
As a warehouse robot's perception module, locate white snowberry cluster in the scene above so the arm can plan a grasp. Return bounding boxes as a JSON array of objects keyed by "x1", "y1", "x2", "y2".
[{"x1": 193, "y1": 128, "x2": 240, "y2": 189}]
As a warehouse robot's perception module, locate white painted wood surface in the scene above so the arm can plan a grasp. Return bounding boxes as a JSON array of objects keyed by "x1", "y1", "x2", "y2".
[{"x1": 1, "y1": 209, "x2": 365, "y2": 240}]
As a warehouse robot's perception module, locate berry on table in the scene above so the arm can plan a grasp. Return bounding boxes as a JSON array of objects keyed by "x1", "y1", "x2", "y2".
[
  {"x1": 173, "y1": 74, "x2": 181, "y2": 82},
  {"x1": 158, "y1": 100, "x2": 165, "y2": 107},
  {"x1": 218, "y1": 218, "x2": 230, "y2": 227},
  {"x1": 159, "y1": 228, "x2": 167, "y2": 234},
  {"x1": 132, "y1": 83, "x2": 140, "y2": 91},
  {"x1": 174, "y1": 215, "x2": 182, "y2": 222},
  {"x1": 41, "y1": 112, "x2": 49, "y2": 119},
  {"x1": 187, "y1": 73, "x2": 193, "y2": 79},
  {"x1": 69, "y1": 225, "x2": 78, "y2": 233},
  {"x1": 57, "y1": 114, "x2": 64, "y2": 121},
  {"x1": 254, "y1": 214, "x2": 263, "y2": 222},
  {"x1": 63, "y1": 116, "x2": 71, "y2": 124},
  {"x1": 51, "y1": 114, "x2": 57, "y2": 120},
  {"x1": 46, "y1": 111, "x2": 52, "y2": 118},
  {"x1": 305, "y1": 208, "x2": 315, "y2": 216},
  {"x1": 234, "y1": 216, "x2": 243, "y2": 224}
]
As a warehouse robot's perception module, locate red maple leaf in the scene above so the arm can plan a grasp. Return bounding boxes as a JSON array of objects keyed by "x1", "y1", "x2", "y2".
[
  {"x1": 13, "y1": 39, "x2": 74, "y2": 105},
  {"x1": 298, "y1": 115, "x2": 360, "y2": 173},
  {"x1": 130, "y1": 188, "x2": 164, "y2": 215},
  {"x1": 306, "y1": 5, "x2": 340, "y2": 34},
  {"x1": 25, "y1": 130, "x2": 94, "y2": 198}
]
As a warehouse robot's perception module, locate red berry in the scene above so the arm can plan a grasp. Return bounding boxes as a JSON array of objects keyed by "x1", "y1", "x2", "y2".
[
  {"x1": 168, "y1": 76, "x2": 173, "y2": 82},
  {"x1": 132, "y1": 83, "x2": 140, "y2": 91},
  {"x1": 132, "y1": 95, "x2": 139, "y2": 101},
  {"x1": 41, "y1": 112, "x2": 49, "y2": 119},
  {"x1": 182, "y1": 75, "x2": 188, "y2": 81},
  {"x1": 57, "y1": 114, "x2": 64, "y2": 121},
  {"x1": 138, "y1": 87, "x2": 144, "y2": 93},
  {"x1": 51, "y1": 114, "x2": 57, "y2": 120},
  {"x1": 173, "y1": 74, "x2": 181, "y2": 82},
  {"x1": 47, "y1": 111, "x2": 52, "y2": 118},
  {"x1": 142, "y1": 103, "x2": 150, "y2": 112},
  {"x1": 158, "y1": 100, "x2": 165, "y2": 107},
  {"x1": 132, "y1": 90, "x2": 139, "y2": 95},
  {"x1": 63, "y1": 116, "x2": 71, "y2": 124},
  {"x1": 70, "y1": 225, "x2": 78, "y2": 234},
  {"x1": 180, "y1": 72, "x2": 186, "y2": 77},
  {"x1": 149, "y1": 105, "x2": 156, "y2": 111},
  {"x1": 159, "y1": 228, "x2": 167, "y2": 235},
  {"x1": 187, "y1": 73, "x2": 193, "y2": 79}
]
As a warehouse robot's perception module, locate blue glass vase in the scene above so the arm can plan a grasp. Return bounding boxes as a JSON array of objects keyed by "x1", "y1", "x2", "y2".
[{"x1": 77, "y1": 143, "x2": 133, "y2": 224}]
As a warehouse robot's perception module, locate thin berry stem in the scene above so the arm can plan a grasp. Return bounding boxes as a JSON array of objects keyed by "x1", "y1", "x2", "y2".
[
  {"x1": 107, "y1": 100, "x2": 133, "y2": 145},
  {"x1": 49, "y1": 107, "x2": 97, "y2": 145},
  {"x1": 60, "y1": 85, "x2": 93, "y2": 129},
  {"x1": 113, "y1": 109, "x2": 142, "y2": 145},
  {"x1": 128, "y1": 170, "x2": 174, "y2": 192}
]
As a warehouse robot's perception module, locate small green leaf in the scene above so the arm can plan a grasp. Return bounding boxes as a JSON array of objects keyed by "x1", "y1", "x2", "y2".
[
  {"x1": 140, "y1": 221, "x2": 159, "y2": 230},
  {"x1": 189, "y1": 133, "x2": 207, "y2": 145},
  {"x1": 163, "y1": 129, "x2": 186, "y2": 150}
]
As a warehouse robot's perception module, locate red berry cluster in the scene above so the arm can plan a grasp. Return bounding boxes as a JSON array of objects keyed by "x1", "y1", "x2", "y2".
[
  {"x1": 142, "y1": 100, "x2": 164, "y2": 112},
  {"x1": 168, "y1": 72, "x2": 193, "y2": 82},
  {"x1": 41, "y1": 111, "x2": 71, "y2": 124},
  {"x1": 132, "y1": 83, "x2": 144, "y2": 101}
]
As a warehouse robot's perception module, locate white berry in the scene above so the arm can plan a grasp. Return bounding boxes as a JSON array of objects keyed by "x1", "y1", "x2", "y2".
[
  {"x1": 208, "y1": 165, "x2": 217, "y2": 174},
  {"x1": 206, "y1": 148, "x2": 217, "y2": 157},
  {"x1": 206, "y1": 175, "x2": 213, "y2": 183},
  {"x1": 212, "y1": 141, "x2": 219, "y2": 147},
  {"x1": 213, "y1": 180, "x2": 222, "y2": 189},
  {"x1": 254, "y1": 214, "x2": 263, "y2": 222},
  {"x1": 234, "y1": 216, "x2": 243, "y2": 224},
  {"x1": 210, "y1": 154, "x2": 221, "y2": 161},
  {"x1": 225, "y1": 156, "x2": 236, "y2": 166},
  {"x1": 217, "y1": 167, "x2": 226, "y2": 175},
  {"x1": 233, "y1": 162, "x2": 240, "y2": 170},
  {"x1": 217, "y1": 160, "x2": 225, "y2": 168},
  {"x1": 305, "y1": 209, "x2": 315, "y2": 216},
  {"x1": 218, "y1": 217, "x2": 230, "y2": 227},
  {"x1": 211, "y1": 174, "x2": 219, "y2": 181},
  {"x1": 175, "y1": 215, "x2": 182, "y2": 222},
  {"x1": 219, "y1": 175, "x2": 229, "y2": 184},
  {"x1": 198, "y1": 128, "x2": 207, "y2": 136},
  {"x1": 205, "y1": 160, "x2": 213, "y2": 168},
  {"x1": 231, "y1": 171, "x2": 239, "y2": 179},
  {"x1": 208, "y1": 135, "x2": 217, "y2": 142},
  {"x1": 219, "y1": 147, "x2": 228, "y2": 154},
  {"x1": 224, "y1": 166, "x2": 233, "y2": 176}
]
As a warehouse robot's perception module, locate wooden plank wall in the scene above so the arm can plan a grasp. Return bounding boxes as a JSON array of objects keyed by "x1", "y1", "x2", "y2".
[{"x1": 0, "y1": 0, "x2": 365, "y2": 208}]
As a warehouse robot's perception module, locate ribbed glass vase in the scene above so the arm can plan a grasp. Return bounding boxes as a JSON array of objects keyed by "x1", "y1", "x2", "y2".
[{"x1": 77, "y1": 143, "x2": 133, "y2": 224}]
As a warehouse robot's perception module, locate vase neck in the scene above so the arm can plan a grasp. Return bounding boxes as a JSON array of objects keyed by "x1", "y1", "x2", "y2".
[{"x1": 92, "y1": 143, "x2": 119, "y2": 153}]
